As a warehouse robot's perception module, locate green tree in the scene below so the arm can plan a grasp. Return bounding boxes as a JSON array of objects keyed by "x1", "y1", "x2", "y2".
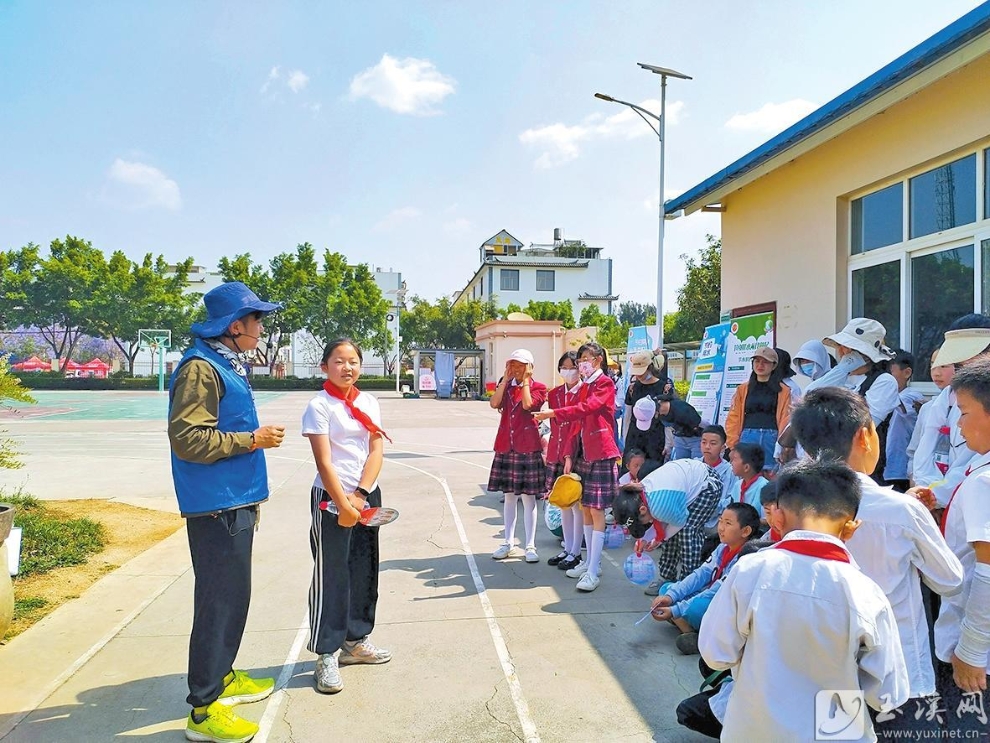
[
  {"x1": 92, "y1": 253, "x2": 197, "y2": 374},
  {"x1": 300, "y1": 251, "x2": 389, "y2": 350},
  {"x1": 556, "y1": 240, "x2": 589, "y2": 258},
  {"x1": 576, "y1": 305, "x2": 627, "y2": 350},
  {"x1": 403, "y1": 296, "x2": 498, "y2": 350},
  {"x1": 668, "y1": 235, "x2": 721, "y2": 343},
  {"x1": 0, "y1": 356, "x2": 34, "y2": 470},
  {"x1": 17, "y1": 237, "x2": 106, "y2": 370},
  {"x1": 617, "y1": 301, "x2": 656, "y2": 327},
  {"x1": 502, "y1": 300, "x2": 574, "y2": 327},
  {"x1": 0, "y1": 247, "x2": 35, "y2": 330}
]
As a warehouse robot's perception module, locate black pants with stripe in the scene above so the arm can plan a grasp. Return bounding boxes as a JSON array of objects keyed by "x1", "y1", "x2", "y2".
[
  {"x1": 308, "y1": 486, "x2": 381, "y2": 655},
  {"x1": 185, "y1": 506, "x2": 257, "y2": 707}
]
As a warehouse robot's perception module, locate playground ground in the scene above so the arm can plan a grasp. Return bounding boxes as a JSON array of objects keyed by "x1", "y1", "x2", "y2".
[{"x1": 0, "y1": 390, "x2": 708, "y2": 742}]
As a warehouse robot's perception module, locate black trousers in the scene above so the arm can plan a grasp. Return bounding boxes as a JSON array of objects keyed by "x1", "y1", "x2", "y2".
[
  {"x1": 869, "y1": 696, "x2": 941, "y2": 738},
  {"x1": 308, "y1": 486, "x2": 381, "y2": 655},
  {"x1": 185, "y1": 506, "x2": 257, "y2": 707},
  {"x1": 676, "y1": 690, "x2": 722, "y2": 739},
  {"x1": 935, "y1": 660, "x2": 990, "y2": 738}
]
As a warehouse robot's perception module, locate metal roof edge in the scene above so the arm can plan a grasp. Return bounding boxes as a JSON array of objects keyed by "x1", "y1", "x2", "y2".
[{"x1": 665, "y1": 1, "x2": 990, "y2": 214}]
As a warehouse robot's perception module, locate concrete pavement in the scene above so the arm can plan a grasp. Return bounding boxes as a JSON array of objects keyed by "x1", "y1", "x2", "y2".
[{"x1": 0, "y1": 391, "x2": 709, "y2": 742}]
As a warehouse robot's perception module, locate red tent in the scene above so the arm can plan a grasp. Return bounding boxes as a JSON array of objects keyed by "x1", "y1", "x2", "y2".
[
  {"x1": 11, "y1": 356, "x2": 49, "y2": 372},
  {"x1": 81, "y1": 359, "x2": 110, "y2": 378},
  {"x1": 64, "y1": 360, "x2": 84, "y2": 371}
]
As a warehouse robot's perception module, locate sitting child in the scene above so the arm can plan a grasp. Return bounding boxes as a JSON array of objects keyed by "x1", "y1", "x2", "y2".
[
  {"x1": 612, "y1": 458, "x2": 723, "y2": 596},
  {"x1": 727, "y1": 442, "x2": 769, "y2": 516},
  {"x1": 650, "y1": 502, "x2": 761, "y2": 655},
  {"x1": 698, "y1": 459, "x2": 909, "y2": 741},
  {"x1": 698, "y1": 425, "x2": 738, "y2": 562}
]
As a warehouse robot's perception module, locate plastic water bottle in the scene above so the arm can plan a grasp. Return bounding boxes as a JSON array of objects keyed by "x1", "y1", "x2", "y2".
[
  {"x1": 604, "y1": 524, "x2": 626, "y2": 549},
  {"x1": 934, "y1": 426, "x2": 951, "y2": 475},
  {"x1": 624, "y1": 552, "x2": 657, "y2": 585},
  {"x1": 544, "y1": 503, "x2": 564, "y2": 538}
]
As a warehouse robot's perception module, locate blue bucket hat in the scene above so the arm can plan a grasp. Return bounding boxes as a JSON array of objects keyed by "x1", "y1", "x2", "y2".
[{"x1": 190, "y1": 281, "x2": 284, "y2": 338}]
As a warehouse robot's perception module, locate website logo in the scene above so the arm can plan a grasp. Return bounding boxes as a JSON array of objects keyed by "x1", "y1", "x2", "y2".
[{"x1": 815, "y1": 690, "x2": 866, "y2": 740}]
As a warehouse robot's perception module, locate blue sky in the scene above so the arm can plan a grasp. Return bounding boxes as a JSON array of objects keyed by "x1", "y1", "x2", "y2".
[{"x1": 0, "y1": 0, "x2": 984, "y2": 311}]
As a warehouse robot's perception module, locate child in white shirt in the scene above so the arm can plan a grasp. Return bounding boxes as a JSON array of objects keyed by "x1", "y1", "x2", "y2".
[{"x1": 699, "y1": 459, "x2": 909, "y2": 742}]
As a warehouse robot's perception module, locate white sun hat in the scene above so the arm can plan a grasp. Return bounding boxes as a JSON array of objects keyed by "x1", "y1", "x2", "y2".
[{"x1": 823, "y1": 318, "x2": 895, "y2": 363}]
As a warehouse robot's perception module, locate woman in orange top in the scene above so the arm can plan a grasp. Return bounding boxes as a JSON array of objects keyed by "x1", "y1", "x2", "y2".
[{"x1": 724, "y1": 347, "x2": 791, "y2": 472}]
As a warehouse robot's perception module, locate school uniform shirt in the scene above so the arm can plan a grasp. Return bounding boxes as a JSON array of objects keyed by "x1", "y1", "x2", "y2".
[
  {"x1": 553, "y1": 370, "x2": 620, "y2": 462},
  {"x1": 662, "y1": 542, "x2": 744, "y2": 620},
  {"x1": 492, "y1": 379, "x2": 548, "y2": 454},
  {"x1": 913, "y1": 387, "x2": 977, "y2": 507},
  {"x1": 935, "y1": 450, "x2": 990, "y2": 673},
  {"x1": 545, "y1": 382, "x2": 582, "y2": 464},
  {"x1": 699, "y1": 530, "x2": 909, "y2": 743},
  {"x1": 883, "y1": 388, "x2": 925, "y2": 482},
  {"x1": 727, "y1": 474, "x2": 768, "y2": 513},
  {"x1": 845, "y1": 472, "x2": 964, "y2": 696},
  {"x1": 301, "y1": 389, "x2": 383, "y2": 494},
  {"x1": 701, "y1": 459, "x2": 738, "y2": 530}
]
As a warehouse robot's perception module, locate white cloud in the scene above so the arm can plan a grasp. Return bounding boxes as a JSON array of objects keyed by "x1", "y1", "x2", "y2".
[
  {"x1": 304, "y1": 102, "x2": 322, "y2": 114},
  {"x1": 349, "y1": 54, "x2": 456, "y2": 115},
  {"x1": 260, "y1": 66, "x2": 280, "y2": 94},
  {"x1": 105, "y1": 159, "x2": 181, "y2": 210},
  {"x1": 373, "y1": 206, "x2": 422, "y2": 232},
  {"x1": 519, "y1": 100, "x2": 684, "y2": 169},
  {"x1": 725, "y1": 99, "x2": 817, "y2": 134},
  {"x1": 287, "y1": 69, "x2": 309, "y2": 93}
]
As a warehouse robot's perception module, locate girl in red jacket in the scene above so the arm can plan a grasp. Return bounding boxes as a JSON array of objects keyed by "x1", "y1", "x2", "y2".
[
  {"x1": 535, "y1": 342, "x2": 620, "y2": 592},
  {"x1": 488, "y1": 349, "x2": 548, "y2": 562},
  {"x1": 545, "y1": 351, "x2": 584, "y2": 571}
]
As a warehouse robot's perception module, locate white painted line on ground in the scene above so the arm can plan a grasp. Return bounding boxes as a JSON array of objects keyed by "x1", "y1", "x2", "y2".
[
  {"x1": 388, "y1": 447, "x2": 492, "y2": 472},
  {"x1": 0, "y1": 571, "x2": 185, "y2": 740},
  {"x1": 384, "y1": 457, "x2": 542, "y2": 743},
  {"x1": 254, "y1": 613, "x2": 310, "y2": 743}
]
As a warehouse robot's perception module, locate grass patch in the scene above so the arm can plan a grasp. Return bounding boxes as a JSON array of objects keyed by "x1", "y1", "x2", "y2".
[
  {"x1": 4, "y1": 494, "x2": 107, "y2": 577},
  {"x1": 13, "y1": 596, "x2": 49, "y2": 625}
]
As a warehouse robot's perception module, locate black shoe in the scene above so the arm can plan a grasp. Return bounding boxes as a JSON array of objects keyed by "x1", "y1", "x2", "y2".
[
  {"x1": 675, "y1": 632, "x2": 700, "y2": 655},
  {"x1": 547, "y1": 551, "x2": 569, "y2": 566},
  {"x1": 558, "y1": 554, "x2": 581, "y2": 571}
]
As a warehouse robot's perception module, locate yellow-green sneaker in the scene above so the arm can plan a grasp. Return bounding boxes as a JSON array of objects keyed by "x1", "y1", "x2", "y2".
[
  {"x1": 185, "y1": 700, "x2": 258, "y2": 743},
  {"x1": 216, "y1": 670, "x2": 275, "y2": 706}
]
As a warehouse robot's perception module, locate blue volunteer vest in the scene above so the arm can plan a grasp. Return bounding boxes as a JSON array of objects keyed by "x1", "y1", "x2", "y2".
[{"x1": 169, "y1": 339, "x2": 268, "y2": 516}]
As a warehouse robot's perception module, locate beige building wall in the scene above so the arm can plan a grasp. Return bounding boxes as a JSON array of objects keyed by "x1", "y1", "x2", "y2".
[
  {"x1": 721, "y1": 51, "x2": 990, "y2": 353},
  {"x1": 476, "y1": 319, "x2": 567, "y2": 391}
]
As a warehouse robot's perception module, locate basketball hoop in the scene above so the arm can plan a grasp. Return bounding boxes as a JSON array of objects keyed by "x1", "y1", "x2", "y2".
[{"x1": 138, "y1": 329, "x2": 172, "y2": 393}]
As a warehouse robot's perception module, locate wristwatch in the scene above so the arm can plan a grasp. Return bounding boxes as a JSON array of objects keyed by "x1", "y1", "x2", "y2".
[{"x1": 355, "y1": 486, "x2": 371, "y2": 498}]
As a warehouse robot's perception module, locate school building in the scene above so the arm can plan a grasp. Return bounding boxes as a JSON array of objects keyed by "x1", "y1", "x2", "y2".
[{"x1": 666, "y1": 2, "x2": 990, "y2": 382}]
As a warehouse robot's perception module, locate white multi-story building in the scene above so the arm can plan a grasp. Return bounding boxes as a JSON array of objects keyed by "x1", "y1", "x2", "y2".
[{"x1": 453, "y1": 229, "x2": 617, "y2": 316}]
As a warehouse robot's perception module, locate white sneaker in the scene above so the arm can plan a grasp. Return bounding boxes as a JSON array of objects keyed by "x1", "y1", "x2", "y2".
[
  {"x1": 605, "y1": 508, "x2": 615, "y2": 525},
  {"x1": 524, "y1": 547, "x2": 539, "y2": 563},
  {"x1": 576, "y1": 572, "x2": 600, "y2": 592},
  {"x1": 492, "y1": 543, "x2": 512, "y2": 560},
  {"x1": 565, "y1": 560, "x2": 589, "y2": 578}
]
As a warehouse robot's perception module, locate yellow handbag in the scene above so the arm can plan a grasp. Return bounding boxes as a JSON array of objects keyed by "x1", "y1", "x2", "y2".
[{"x1": 548, "y1": 473, "x2": 583, "y2": 508}]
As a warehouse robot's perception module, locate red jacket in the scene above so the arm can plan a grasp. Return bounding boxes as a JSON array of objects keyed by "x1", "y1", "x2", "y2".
[
  {"x1": 553, "y1": 373, "x2": 621, "y2": 462},
  {"x1": 493, "y1": 380, "x2": 547, "y2": 454},
  {"x1": 546, "y1": 383, "x2": 583, "y2": 464}
]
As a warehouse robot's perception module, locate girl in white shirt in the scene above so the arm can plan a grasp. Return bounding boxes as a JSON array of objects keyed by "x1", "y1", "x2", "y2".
[{"x1": 301, "y1": 339, "x2": 391, "y2": 695}]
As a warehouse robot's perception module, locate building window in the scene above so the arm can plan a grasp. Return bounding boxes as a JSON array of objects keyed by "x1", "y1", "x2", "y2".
[
  {"x1": 500, "y1": 269, "x2": 519, "y2": 291},
  {"x1": 536, "y1": 270, "x2": 555, "y2": 291},
  {"x1": 911, "y1": 245, "x2": 974, "y2": 380},
  {"x1": 852, "y1": 183, "x2": 902, "y2": 254},
  {"x1": 985, "y1": 148, "x2": 990, "y2": 220},
  {"x1": 480, "y1": 276, "x2": 483, "y2": 297},
  {"x1": 852, "y1": 261, "x2": 900, "y2": 349},
  {"x1": 909, "y1": 154, "x2": 977, "y2": 239}
]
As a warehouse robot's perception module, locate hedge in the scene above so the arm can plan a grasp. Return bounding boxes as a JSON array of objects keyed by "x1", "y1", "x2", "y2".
[{"x1": 11, "y1": 372, "x2": 400, "y2": 392}]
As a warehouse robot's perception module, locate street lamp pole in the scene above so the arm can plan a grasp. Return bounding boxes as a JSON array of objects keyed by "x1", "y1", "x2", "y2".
[{"x1": 595, "y1": 63, "x2": 691, "y2": 348}]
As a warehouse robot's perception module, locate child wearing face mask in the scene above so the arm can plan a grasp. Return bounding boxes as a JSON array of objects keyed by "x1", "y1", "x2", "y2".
[
  {"x1": 544, "y1": 351, "x2": 585, "y2": 571},
  {"x1": 487, "y1": 349, "x2": 548, "y2": 563},
  {"x1": 534, "y1": 342, "x2": 620, "y2": 593}
]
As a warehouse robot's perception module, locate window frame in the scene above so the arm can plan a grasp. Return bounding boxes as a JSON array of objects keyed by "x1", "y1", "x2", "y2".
[
  {"x1": 499, "y1": 268, "x2": 520, "y2": 292},
  {"x1": 535, "y1": 269, "x2": 555, "y2": 292}
]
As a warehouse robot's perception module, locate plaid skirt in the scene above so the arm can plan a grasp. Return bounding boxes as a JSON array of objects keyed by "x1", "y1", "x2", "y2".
[
  {"x1": 545, "y1": 461, "x2": 567, "y2": 496},
  {"x1": 488, "y1": 451, "x2": 546, "y2": 495},
  {"x1": 575, "y1": 457, "x2": 619, "y2": 510}
]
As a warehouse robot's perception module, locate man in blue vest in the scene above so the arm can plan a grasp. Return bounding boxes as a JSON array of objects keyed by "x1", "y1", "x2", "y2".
[{"x1": 168, "y1": 281, "x2": 286, "y2": 743}]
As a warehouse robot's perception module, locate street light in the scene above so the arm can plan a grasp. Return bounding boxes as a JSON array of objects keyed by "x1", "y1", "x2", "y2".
[{"x1": 595, "y1": 62, "x2": 691, "y2": 347}]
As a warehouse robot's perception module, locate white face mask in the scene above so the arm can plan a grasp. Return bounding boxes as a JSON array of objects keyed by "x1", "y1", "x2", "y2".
[
  {"x1": 578, "y1": 361, "x2": 595, "y2": 378},
  {"x1": 559, "y1": 368, "x2": 579, "y2": 384}
]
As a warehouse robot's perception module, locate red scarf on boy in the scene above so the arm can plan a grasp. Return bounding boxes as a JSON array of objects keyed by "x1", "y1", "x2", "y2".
[
  {"x1": 773, "y1": 538, "x2": 850, "y2": 563},
  {"x1": 323, "y1": 380, "x2": 392, "y2": 443},
  {"x1": 710, "y1": 544, "x2": 742, "y2": 585}
]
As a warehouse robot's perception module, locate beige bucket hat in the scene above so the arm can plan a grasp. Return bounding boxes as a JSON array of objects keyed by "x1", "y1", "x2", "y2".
[{"x1": 824, "y1": 318, "x2": 895, "y2": 363}]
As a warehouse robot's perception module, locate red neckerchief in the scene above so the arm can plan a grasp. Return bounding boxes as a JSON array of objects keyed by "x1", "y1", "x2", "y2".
[
  {"x1": 323, "y1": 380, "x2": 392, "y2": 443},
  {"x1": 739, "y1": 475, "x2": 761, "y2": 504},
  {"x1": 711, "y1": 544, "x2": 742, "y2": 585},
  {"x1": 773, "y1": 538, "x2": 850, "y2": 563},
  {"x1": 940, "y1": 460, "x2": 990, "y2": 536},
  {"x1": 768, "y1": 527, "x2": 782, "y2": 543}
]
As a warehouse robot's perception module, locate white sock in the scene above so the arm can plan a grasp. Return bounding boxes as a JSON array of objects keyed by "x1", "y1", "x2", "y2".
[
  {"x1": 503, "y1": 493, "x2": 519, "y2": 545},
  {"x1": 570, "y1": 505, "x2": 584, "y2": 557},
  {"x1": 583, "y1": 525, "x2": 593, "y2": 560},
  {"x1": 588, "y1": 529, "x2": 606, "y2": 578},
  {"x1": 560, "y1": 506, "x2": 575, "y2": 554},
  {"x1": 521, "y1": 494, "x2": 537, "y2": 549}
]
